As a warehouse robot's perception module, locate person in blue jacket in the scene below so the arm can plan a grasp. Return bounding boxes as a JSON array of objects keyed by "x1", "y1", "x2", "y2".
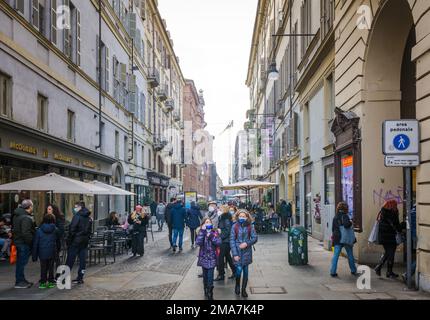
[
  {"x1": 171, "y1": 200, "x2": 187, "y2": 252},
  {"x1": 32, "y1": 213, "x2": 58, "y2": 289},
  {"x1": 230, "y1": 209, "x2": 258, "y2": 298},
  {"x1": 186, "y1": 201, "x2": 203, "y2": 249}
]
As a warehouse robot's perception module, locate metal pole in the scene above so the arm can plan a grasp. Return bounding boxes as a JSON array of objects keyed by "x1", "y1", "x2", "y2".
[{"x1": 405, "y1": 167, "x2": 412, "y2": 289}]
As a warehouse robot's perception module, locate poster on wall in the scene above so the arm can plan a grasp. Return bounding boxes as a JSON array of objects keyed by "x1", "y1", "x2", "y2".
[
  {"x1": 184, "y1": 191, "x2": 197, "y2": 209},
  {"x1": 341, "y1": 154, "x2": 354, "y2": 219}
]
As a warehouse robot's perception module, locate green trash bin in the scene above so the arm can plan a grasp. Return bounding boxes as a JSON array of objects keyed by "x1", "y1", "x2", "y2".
[{"x1": 288, "y1": 226, "x2": 308, "y2": 265}]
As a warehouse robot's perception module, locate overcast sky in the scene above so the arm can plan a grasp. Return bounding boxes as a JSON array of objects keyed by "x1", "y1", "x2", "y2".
[{"x1": 158, "y1": 0, "x2": 258, "y2": 185}]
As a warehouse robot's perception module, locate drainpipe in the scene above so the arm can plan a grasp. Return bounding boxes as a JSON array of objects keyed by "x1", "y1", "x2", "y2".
[{"x1": 96, "y1": 0, "x2": 102, "y2": 150}]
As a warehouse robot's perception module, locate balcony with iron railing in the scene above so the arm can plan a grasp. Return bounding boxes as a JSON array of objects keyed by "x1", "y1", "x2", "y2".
[
  {"x1": 173, "y1": 110, "x2": 181, "y2": 122},
  {"x1": 157, "y1": 84, "x2": 169, "y2": 102},
  {"x1": 153, "y1": 136, "x2": 168, "y2": 151},
  {"x1": 147, "y1": 68, "x2": 160, "y2": 88},
  {"x1": 164, "y1": 98, "x2": 175, "y2": 112}
]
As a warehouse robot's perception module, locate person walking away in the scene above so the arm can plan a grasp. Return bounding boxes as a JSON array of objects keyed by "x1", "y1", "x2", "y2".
[
  {"x1": 165, "y1": 198, "x2": 176, "y2": 249},
  {"x1": 186, "y1": 201, "x2": 203, "y2": 249},
  {"x1": 32, "y1": 213, "x2": 58, "y2": 289},
  {"x1": 278, "y1": 200, "x2": 288, "y2": 231},
  {"x1": 127, "y1": 205, "x2": 149, "y2": 257},
  {"x1": 374, "y1": 199, "x2": 402, "y2": 278},
  {"x1": 330, "y1": 202, "x2": 357, "y2": 277},
  {"x1": 0, "y1": 217, "x2": 12, "y2": 261},
  {"x1": 12, "y1": 199, "x2": 36, "y2": 289},
  {"x1": 44, "y1": 204, "x2": 65, "y2": 278},
  {"x1": 230, "y1": 209, "x2": 258, "y2": 298},
  {"x1": 196, "y1": 217, "x2": 222, "y2": 300},
  {"x1": 107, "y1": 211, "x2": 120, "y2": 229},
  {"x1": 215, "y1": 205, "x2": 236, "y2": 281},
  {"x1": 171, "y1": 200, "x2": 186, "y2": 252},
  {"x1": 66, "y1": 201, "x2": 92, "y2": 285},
  {"x1": 286, "y1": 202, "x2": 293, "y2": 229},
  {"x1": 156, "y1": 202, "x2": 166, "y2": 232}
]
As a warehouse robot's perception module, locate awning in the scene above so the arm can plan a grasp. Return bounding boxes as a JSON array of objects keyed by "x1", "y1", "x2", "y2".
[{"x1": 0, "y1": 173, "x2": 109, "y2": 194}]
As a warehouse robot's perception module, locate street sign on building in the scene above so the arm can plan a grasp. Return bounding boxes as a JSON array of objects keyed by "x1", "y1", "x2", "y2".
[
  {"x1": 383, "y1": 120, "x2": 419, "y2": 155},
  {"x1": 383, "y1": 120, "x2": 420, "y2": 168},
  {"x1": 384, "y1": 155, "x2": 420, "y2": 167}
]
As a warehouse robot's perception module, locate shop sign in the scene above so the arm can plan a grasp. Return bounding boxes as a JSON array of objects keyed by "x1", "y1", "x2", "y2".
[
  {"x1": 54, "y1": 153, "x2": 73, "y2": 164},
  {"x1": 9, "y1": 141, "x2": 37, "y2": 155}
]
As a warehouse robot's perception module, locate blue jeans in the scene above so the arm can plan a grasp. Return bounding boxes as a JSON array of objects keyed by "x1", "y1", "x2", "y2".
[
  {"x1": 202, "y1": 267, "x2": 215, "y2": 288},
  {"x1": 15, "y1": 244, "x2": 30, "y2": 284},
  {"x1": 235, "y1": 264, "x2": 249, "y2": 280},
  {"x1": 330, "y1": 244, "x2": 357, "y2": 275},
  {"x1": 172, "y1": 228, "x2": 184, "y2": 249},
  {"x1": 66, "y1": 246, "x2": 88, "y2": 280}
]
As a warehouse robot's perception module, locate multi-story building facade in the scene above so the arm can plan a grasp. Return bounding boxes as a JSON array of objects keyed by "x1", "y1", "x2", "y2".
[
  {"x1": 182, "y1": 79, "x2": 210, "y2": 198},
  {"x1": 0, "y1": 0, "x2": 185, "y2": 225},
  {"x1": 244, "y1": 0, "x2": 430, "y2": 292},
  {"x1": 233, "y1": 130, "x2": 251, "y2": 182}
]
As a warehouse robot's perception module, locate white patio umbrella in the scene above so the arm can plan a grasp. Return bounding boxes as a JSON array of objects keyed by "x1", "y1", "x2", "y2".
[
  {"x1": 0, "y1": 173, "x2": 109, "y2": 194},
  {"x1": 89, "y1": 181, "x2": 135, "y2": 195},
  {"x1": 222, "y1": 180, "x2": 278, "y2": 203}
]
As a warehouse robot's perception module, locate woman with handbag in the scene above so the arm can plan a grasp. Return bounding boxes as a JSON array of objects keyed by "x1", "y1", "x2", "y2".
[
  {"x1": 374, "y1": 199, "x2": 402, "y2": 278},
  {"x1": 330, "y1": 202, "x2": 357, "y2": 277},
  {"x1": 127, "y1": 205, "x2": 149, "y2": 257}
]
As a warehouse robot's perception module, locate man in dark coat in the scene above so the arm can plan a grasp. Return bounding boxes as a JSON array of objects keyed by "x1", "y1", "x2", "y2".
[
  {"x1": 278, "y1": 200, "x2": 290, "y2": 231},
  {"x1": 186, "y1": 201, "x2": 203, "y2": 249},
  {"x1": 12, "y1": 199, "x2": 36, "y2": 289},
  {"x1": 214, "y1": 206, "x2": 236, "y2": 281},
  {"x1": 66, "y1": 201, "x2": 92, "y2": 284},
  {"x1": 165, "y1": 198, "x2": 176, "y2": 249},
  {"x1": 171, "y1": 200, "x2": 186, "y2": 252}
]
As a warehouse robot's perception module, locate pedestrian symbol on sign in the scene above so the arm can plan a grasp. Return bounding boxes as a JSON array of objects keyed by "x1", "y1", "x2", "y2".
[{"x1": 393, "y1": 134, "x2": 410, "y2": 151}]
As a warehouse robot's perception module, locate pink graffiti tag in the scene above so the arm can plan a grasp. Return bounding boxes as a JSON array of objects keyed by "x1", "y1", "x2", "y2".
[{"x1": 372, "y1": 186, "x2": 403, "y2": 207}]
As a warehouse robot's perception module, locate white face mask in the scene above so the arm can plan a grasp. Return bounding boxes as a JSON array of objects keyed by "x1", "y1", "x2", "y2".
[{"x1": 208, "y1": 207, "x2": 215, "y2": 213}]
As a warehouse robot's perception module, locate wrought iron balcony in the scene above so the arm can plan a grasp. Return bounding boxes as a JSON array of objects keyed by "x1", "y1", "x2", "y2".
[
  {"x1": 164, "y1": 98, "x2": 175, "y2": 112},
  {"x1": 153, "y1": 136, "x2": 168, "y2": 151},
  {"x1": 147, "y1": 68, "x2": 160, "y2": 88},
  {"x1": 157, "y1": 84, "x2": 169, "y2": 102},
  {"x1": 173, "y1": 111, "x2": 181, "y2": 122}
]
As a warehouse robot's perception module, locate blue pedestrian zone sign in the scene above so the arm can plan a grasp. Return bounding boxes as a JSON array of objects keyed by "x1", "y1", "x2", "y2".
[
  {"x1": 393, "y1": 134, "x2": 410, "y2": 151},
  {"x1": 383, "y1": 120, "x2": 419, "y2": 155}
]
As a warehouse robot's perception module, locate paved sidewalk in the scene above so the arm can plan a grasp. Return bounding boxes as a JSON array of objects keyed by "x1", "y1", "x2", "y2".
[
  {"x1": 173, "y1": 232, "x2": 430, "y2": 300},
  {"x1": 0, "y1": 226, "x2": 195, "y2": 300}
]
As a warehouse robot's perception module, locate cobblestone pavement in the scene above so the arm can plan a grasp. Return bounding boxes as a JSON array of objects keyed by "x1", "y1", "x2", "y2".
[{"x1": 0, "y1": 226, "x2": 198, "y2": 300}]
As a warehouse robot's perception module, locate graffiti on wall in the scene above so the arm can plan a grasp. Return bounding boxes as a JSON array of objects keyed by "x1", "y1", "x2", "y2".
[{"x1": 372, "y1": 186, "x2": 403, "y2": 207}]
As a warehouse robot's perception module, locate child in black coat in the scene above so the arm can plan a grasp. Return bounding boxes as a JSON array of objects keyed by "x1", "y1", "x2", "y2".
[{"x1": 32, "y1": 214, "x2": 58, "y2": 289}]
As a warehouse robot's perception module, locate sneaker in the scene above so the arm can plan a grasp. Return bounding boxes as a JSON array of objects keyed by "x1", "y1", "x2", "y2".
[
  {"x1": 39, "y1": 282, "x2": 48, "y2": 289},
  {"x1": 48, "y1": 282, "x2": 57, "y2": 289},
  {"x1": 330, "y1": 273, "x2": 338, "y2": 278},
  {"x1": 172, "y1": 246, "x2": 177, "y2": 253},
  {"x1": 14, "y1": 282, "x2": 32, "y2": 289},
  {"x1": 72, "y1": 278, "x2": 84, "y2": 285},
  {"x1": 179, "y1": 247, "x2": 183, "y2": 252}
]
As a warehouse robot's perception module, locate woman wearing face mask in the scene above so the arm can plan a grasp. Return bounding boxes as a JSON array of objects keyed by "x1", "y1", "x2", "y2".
[
  {"x1": 214, "y1": 206, "x2": 236, "y2": 281},
  {"x1": 230, "y1": 209, "x2": 258, "y2": 298},
  {"x1": 207, "y1": 202, "x2": 220, "y2": 229},
  {"x1": 196, "y1": 218, "x2": 222, "y2": 300}
]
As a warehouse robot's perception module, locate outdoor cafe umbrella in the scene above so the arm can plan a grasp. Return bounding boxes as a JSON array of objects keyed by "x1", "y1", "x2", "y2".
[
  {"x1": 89, "y1": 180, "x2": 135, "y2": 196},
  {"x1": 0, "y1": 173, "x2": 109, "y2": 195},
  {"x1": 221, "y1": 180, "x2": 278, "y2": 204}
]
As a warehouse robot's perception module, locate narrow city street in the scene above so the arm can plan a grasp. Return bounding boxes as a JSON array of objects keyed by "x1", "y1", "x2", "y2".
[{"x1": 1, "y1": 228, "x2": 429, "y2": 300}]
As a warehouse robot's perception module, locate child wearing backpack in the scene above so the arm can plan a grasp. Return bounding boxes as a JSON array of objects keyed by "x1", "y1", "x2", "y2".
[
  {"x1": 32, "y1": 214, "x2": 58, "y2": 289},
  {"x1": 230, "y1": 209, "x2": 258, "y2": 298},
  {"x1": 196, "y1": 217, "x2": 222, "y2": 300}
]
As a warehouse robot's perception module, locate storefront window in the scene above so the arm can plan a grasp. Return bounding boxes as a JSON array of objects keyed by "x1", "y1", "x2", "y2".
[
  {"x1": 341, "y1": 152, "x2": 354, "y2": 219},
  {"x1": 324, "y1": 165, "x2": 335, "y2": 205}
]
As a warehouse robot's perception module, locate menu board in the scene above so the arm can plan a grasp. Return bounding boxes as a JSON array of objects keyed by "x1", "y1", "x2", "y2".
[{"x1": 341, "y1": 154, "x2": 354, "y2": 219}]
